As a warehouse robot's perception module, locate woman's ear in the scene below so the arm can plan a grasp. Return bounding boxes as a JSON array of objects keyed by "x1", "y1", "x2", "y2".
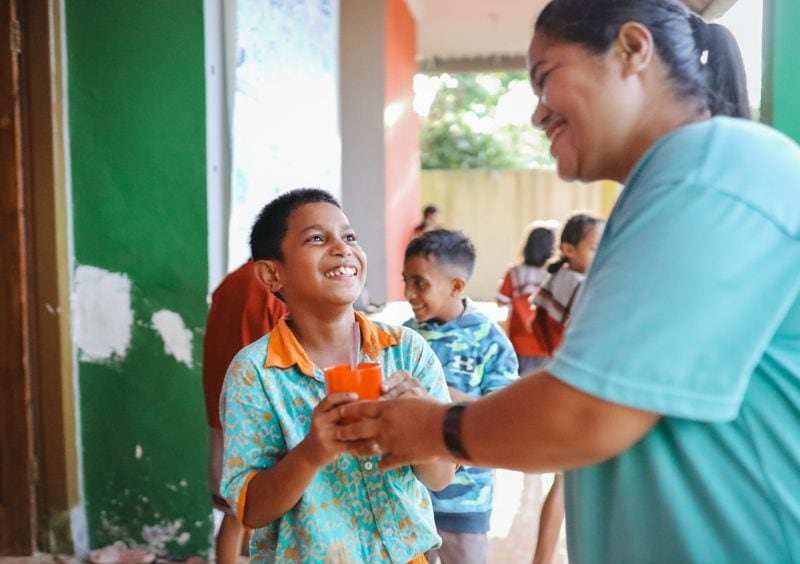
[
  {"x1": 615, "y1": 21, "x2": 654, "y2": 77},
  {"x1": 253, "y1": 260, "x2": 283, "y2": 293}
]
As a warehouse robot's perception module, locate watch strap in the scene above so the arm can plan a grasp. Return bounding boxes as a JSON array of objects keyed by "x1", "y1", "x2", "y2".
[{"x1": 442, "y1": 403, "x2": 470, "y2": 460}]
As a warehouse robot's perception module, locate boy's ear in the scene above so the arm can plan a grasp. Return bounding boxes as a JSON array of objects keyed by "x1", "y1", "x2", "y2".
[
  {"x1": 450, "y1": 277, "x2": 467, "y2": 297},
  {"x1": 253, "y1": 259, "x2": 283, "y2": 293}
]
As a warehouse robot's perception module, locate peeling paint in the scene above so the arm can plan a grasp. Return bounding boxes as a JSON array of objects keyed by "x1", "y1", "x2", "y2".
[
  {"x1": 142, "y1": 519, "x2": 186, "y2": 554},
  {"x1": 74, "y1": 265, "x2": 134, "y2": 362},
  {"x1": 151, "y1": 310, "x2": 193, "y2": 367}
]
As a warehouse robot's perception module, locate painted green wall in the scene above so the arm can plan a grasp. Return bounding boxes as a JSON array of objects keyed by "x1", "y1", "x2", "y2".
[
  {"x1": 767, "y1": 0, "x2": 800, "y2": 143},
  {"x1": 66, "y1": 1, "x2": 210, "y2": 555}
]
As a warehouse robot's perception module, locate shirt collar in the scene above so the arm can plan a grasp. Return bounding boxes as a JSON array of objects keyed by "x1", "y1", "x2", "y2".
[{"x1": 264, "y1": 311, "x2": 397, "y2": 376}]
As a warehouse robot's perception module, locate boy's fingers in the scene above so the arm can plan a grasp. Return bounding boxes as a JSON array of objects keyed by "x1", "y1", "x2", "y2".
[
  {"x1": 377, "y1": 453, "x2": 406, "y2": 471},
  {"x1": 344, "y1": 440, "x2": 382, "y2": 457}
]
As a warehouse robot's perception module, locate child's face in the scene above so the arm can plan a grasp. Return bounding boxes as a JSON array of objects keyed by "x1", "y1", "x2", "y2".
[
  {"x1": 562, "y1": 224, "x2": 604, "y2": 274},
  {"x1": 402, "y1": 255, "x2": 464, "y2": 324},
  {"x1": 273, "y1": 202, "x2": 367, "y2": 308}
]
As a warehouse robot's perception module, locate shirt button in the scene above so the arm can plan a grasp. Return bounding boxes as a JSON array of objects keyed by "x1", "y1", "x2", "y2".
[{"x1": 364, "y1": 461, "x2": 374, "y2": 470}]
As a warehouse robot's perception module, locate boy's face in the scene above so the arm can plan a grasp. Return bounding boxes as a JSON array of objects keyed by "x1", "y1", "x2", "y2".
[
  {"x1": 402, "y1": 255, "x2": 465, "y2": 324},
  {"x1": 262, "y1": 202, "x2": 366, "y2": 309}
]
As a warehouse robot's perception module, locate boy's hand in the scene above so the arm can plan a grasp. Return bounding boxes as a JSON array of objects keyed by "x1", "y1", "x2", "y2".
[
  {"x1": 300, "y1": 392, "x2": 358, "y2": 467},
  {"x1": 381, "y1": 370, "x2": 428, "y2": 400}
]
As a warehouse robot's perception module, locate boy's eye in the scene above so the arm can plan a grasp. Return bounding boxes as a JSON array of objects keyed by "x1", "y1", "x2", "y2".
[
  {"x1": 306, "y1": 234, "x2": 324, "y2": 243},
  {"x1": 344, "y1": 233, "x2": 358, "y2": 242}
]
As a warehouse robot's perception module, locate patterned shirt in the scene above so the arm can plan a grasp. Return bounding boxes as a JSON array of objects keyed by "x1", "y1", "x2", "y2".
[
  {"x1": 404, "y1": 299, "x2": 518, "y2": 533},
  {"x1": 220, "y1": 312, "x2": 450, "y2": 563}
]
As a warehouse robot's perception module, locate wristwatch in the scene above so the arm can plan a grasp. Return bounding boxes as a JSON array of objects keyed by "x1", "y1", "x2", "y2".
[{"x1": 442, "y1": 403, "x2": 470, "y2": 460}]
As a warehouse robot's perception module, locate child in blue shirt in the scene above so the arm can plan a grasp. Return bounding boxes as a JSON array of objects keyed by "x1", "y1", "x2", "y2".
[
  {"x1": 402, "y1": 229, "x2": 518, "y2": 563},
  {"x1": 220, "y1": 189, "x2": 454, "y2": 563}
]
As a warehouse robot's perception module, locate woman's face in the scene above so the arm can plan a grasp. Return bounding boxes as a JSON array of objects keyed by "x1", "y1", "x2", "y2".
[{"x1": 527, "y1": 32, "x2": 640, "y2": 183}]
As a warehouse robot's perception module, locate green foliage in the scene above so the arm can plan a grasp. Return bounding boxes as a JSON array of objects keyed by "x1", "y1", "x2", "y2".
[{"x1": 418, "y1": 72, "x2": 555, "y2": 170}]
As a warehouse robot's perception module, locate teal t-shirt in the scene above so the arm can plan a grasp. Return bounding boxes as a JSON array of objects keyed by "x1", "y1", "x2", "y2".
[{"x1": 548, "y1": 117, "x2": 800, "y2": 563}]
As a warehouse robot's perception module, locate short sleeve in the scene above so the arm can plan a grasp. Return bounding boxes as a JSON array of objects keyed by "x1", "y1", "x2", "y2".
[
  {"x1": 549, "y1": 181, "x2": 800, "y2": 421},
  {"x1": 219, "y1": 355, "x2": 286, "y2": 516},
  {"x1": 479, "y1": 327, "x2": 519, "y2": 395},
  {"x1": 496, "y1": 271, "x2": 512, "y2": 303}
]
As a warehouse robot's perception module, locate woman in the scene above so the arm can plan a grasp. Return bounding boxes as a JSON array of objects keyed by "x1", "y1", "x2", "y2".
[{"x1": 339, "y1": 1, "x2": 800, "y2": 562}]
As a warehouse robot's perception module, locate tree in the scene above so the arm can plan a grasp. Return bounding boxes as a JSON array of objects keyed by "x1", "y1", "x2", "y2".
[{"x1": 416, "y1": 72, "x2": 555, "y2": 170}]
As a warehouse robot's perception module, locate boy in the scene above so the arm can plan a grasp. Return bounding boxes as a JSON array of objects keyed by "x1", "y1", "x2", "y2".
[
  {"x1": 402, "y1": 230, "x2": 519, "y2": 564},
  {"x1": 219, "y1": 188, "x2": 455, "y2": 563}
]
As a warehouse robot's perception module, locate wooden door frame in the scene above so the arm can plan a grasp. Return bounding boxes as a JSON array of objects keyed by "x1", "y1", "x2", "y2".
[
  {"x1": 0, "y1": 0, "x2": 37, "y2": 552},
  {"x1": 1, "y1": 0, "x2": 77, "y2": 554}
]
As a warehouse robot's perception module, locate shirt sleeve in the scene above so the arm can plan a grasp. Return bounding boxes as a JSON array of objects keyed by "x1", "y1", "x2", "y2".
[
  {"x1": 479, "y1": 326, "x2": 519, "y2": 395},
  {"x1": 219, "y1": 354, "x2": 286, "y2": 517},
  {"x1": 496, "y1": 271, "x2": 512, "y2": 303},
  {"x1": 549, "y1": 181, "x2": 800, "y2": 421}
]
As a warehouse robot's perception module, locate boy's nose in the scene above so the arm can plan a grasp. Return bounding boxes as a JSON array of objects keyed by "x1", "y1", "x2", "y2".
[{"x1": 331, "y1": 239, "x2": 352, "y2": 256}]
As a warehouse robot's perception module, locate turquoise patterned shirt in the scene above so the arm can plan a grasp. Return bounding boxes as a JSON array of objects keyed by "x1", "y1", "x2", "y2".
[{"x1": 220, "y1": 313, "x2": 450, "y2": 563}]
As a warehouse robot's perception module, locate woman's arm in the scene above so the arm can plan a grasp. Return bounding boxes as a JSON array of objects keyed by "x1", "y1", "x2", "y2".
[{"x1": 338, "y1": 371, "x2": 659, "y2": 473}]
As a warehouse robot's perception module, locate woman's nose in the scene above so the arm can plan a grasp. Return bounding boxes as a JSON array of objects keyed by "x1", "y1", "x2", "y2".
[{"x1": 531, "y1": 99, "x2": 549, "y2": 130}]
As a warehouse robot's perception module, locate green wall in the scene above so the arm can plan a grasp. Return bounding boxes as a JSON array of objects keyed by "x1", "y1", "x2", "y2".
[
  {"x1": 766, "y1": 0, "x2": 800, "y2": 143},
  {"x1": 66, "y1": 1, "x2": 210, "y2": 555}
]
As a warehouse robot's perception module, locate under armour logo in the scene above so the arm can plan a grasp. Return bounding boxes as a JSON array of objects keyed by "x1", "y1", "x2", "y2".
[{"x1": 451, "y1": 356, "x2": 476, "y2": 372}]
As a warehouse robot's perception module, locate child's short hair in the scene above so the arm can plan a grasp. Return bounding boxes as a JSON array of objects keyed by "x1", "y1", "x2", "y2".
[
  {"x1": 405, "y1": 229, "x2": 476, "y2": 280},
  {"x1": 250, "y1": 188, "x2": 340, "y2": 261},
  {"x1": 523, "y1": 227, "x2": 556, "y2": 267}
]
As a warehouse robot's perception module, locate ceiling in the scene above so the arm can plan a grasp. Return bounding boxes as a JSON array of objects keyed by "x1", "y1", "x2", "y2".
[{"x1": 408, "y1": 0, "x2": 738, "y2": 71}]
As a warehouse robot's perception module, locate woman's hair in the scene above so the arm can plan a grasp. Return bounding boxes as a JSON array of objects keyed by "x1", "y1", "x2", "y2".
[
  {"x1": 523, "y1": 227, "x2": 556, "y2": 267},
  {"x1": 548, "y1": 213, "x2": 604, "y2": 274},
  {"x1": 535, "y1": 0, "x2": 750, "y2": 119}
]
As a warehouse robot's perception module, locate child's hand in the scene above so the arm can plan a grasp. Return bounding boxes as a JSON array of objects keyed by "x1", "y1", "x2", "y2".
[
  {"x1": 300, "y1": 392, "x2": 358, "y2": 467},
  {"x1": 381, "y1": 370, "x2": 428, "y2": 400}
]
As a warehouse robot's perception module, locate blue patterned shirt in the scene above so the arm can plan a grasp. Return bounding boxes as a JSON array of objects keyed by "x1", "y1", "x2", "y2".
[{"x1": 220, "y1": 312, "x2": 450, "y2": 562}]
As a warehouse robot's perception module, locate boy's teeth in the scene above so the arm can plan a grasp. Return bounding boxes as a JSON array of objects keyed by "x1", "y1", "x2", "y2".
[{"x1": 325, "y1": 266, "x2": 356, "y2": 278}]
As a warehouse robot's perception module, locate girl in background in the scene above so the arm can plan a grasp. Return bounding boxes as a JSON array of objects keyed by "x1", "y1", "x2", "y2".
[{"x1": 496, "y1": 224, "x2": 557, "y2": 375}]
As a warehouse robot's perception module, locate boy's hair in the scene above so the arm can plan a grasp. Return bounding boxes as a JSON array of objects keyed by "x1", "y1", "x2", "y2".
[
  {"x1": 523, "y1": 227, "x2": 556, "y2": 267},
  {"x1": 250, "y1": 188, "x2": 340, "y2": 261},
  {"x1": 405, "y1": 229, "x2": 476, "y2": 280}
]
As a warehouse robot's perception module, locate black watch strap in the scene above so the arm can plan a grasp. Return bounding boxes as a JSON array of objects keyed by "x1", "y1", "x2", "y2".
[{"x1": 442, "y1": 403, "x2": 470, "y2": 460}]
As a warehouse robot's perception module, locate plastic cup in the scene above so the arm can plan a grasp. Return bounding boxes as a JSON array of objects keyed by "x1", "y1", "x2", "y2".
[{"x1": 324, "y1": 362, "x2": 382, "y2": 423}]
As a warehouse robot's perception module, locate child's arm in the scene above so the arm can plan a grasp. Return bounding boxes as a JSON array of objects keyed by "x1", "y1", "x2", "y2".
[
  {"x1": 381, "y1": 369, "x2": 456, "y2": 491},
  {"x1": 532, "y1": 474, "x2": 564, "y2": 564},
  {"x1": 236, "y1": 392, "x2": 357, "y2": 528}
]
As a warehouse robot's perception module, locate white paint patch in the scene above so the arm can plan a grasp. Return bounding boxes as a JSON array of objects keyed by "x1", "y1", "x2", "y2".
[
  {"x1": 135, "y1": 445, "x2": 143, "y2": 459},
  {"x1": 142, "y1": 519, "x2": 185, "y2": 555},
  {"x1": 151, "y1": 310, "x2": 193, "y2": 367},
  {"x1": 73, "y1": 265, "x2": 133, "y2": 362}
]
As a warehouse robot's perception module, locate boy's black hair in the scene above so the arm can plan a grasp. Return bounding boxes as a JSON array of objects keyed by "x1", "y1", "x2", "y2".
[
  {"x1": 405, "y1": 229, "x2": 476, "y2": 280},
  {"x1": 250, "y1": 188, "x2": 341, "y2": 261},
  {"x1": 523, "y1": 227, "x2": 556, "y2": 267}
]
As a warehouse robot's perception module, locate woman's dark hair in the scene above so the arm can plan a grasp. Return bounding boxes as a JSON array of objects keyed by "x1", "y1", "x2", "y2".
[
  {"x1": 548, "y1": 213, "x2": 605, "y2": 274},
  {"x1": 523, "y1": 227, "x2": 556, "y2": 267},
  {"x1": 250, "y1": 188, "x2": 340, "y2": 261},
  {"x1": 535, "y1": 0, "x2": 750, "y2": 118}
]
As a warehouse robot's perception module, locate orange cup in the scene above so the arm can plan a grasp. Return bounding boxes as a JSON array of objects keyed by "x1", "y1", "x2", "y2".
[{"x1": 324, "y1": 362, "x2": 382, "y2": 423}]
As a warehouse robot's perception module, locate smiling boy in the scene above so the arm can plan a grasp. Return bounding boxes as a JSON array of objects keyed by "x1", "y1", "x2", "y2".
[
  {"x1": 219, "y1": 189, "x2": 454, "y2": 563},
  {"x1": 402, "y1": 230, "x2": 518, "y2": 563}
]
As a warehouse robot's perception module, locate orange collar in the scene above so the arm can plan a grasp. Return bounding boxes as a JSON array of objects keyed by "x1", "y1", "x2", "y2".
[{"x1": 264, "y1": 311, "x2": 397, "y2": 376}]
